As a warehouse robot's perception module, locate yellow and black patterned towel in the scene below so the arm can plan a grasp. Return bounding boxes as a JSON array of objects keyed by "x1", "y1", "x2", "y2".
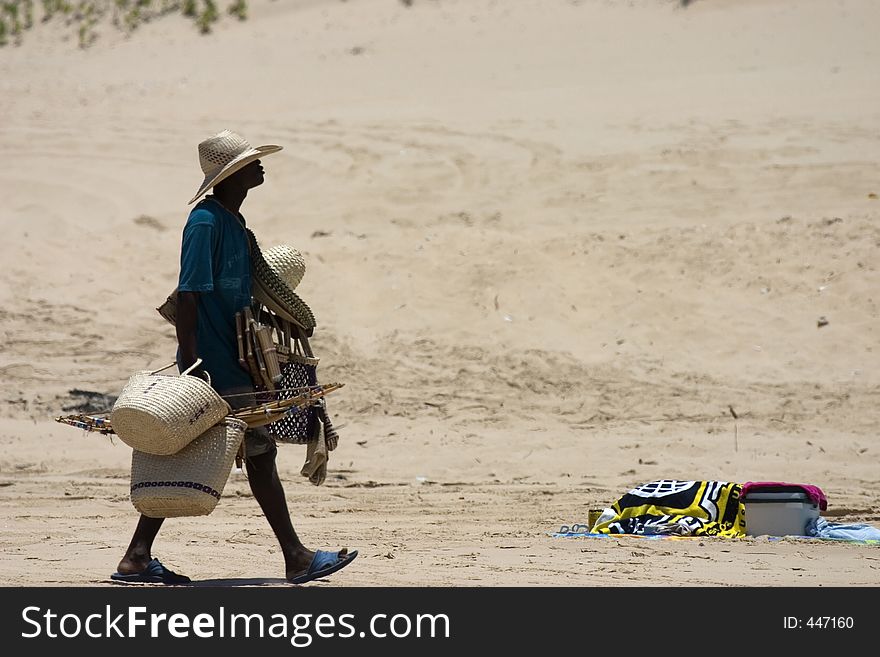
[{"x1": 592, "y1": 480, "x2": 746, "y2": 538}]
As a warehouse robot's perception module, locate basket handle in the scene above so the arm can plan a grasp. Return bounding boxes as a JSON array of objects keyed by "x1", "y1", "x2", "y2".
[
  {"x1": 147, "y1": 359, "x2": 211, "y2": 386},
  {"x1": 149, "y1": 361, "x2": 180, "y2": 375},
  {"x1": 180, "y1": 358, "x2": 203, "y2": 376},
  {"x1": 180, "y1": 358, "x2": 212, "y2": 387}
]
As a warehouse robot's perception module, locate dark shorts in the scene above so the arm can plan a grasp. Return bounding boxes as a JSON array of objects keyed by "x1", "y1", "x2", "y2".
[
  {"x1": 244, "y1": 425, "x2": 277, "y2": 459},
  {"x1": 221, "y1": 386, "x2": 278, "y2": 460}
]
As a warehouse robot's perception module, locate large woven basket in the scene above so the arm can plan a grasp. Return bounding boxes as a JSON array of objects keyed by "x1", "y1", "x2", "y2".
[
  {"x1": 110, "y1": 360, "x2": 231, "y2": 455},
  {"x1": 130, "y1": 418, "x2": 246, "y2": 518}
]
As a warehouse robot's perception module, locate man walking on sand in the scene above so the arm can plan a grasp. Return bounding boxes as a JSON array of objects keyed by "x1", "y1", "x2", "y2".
[{"x1": 111, "y1": 130, "x2": 357, "y2": 585}]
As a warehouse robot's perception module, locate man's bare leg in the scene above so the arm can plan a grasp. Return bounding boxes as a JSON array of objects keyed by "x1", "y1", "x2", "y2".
[
  {"x1": 116, "y1": 515, "x2": 164, "y2": 574},
  {"x1": 245, "y1": 449, "x2": 330, "y2": 579}
]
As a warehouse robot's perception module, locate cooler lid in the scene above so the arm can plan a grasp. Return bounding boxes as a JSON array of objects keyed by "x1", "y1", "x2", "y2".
[
  {"x1": 743, "y1": 491, "x2": 811, "y2": 503},
  {"x1": 740, "y1": 481, "x2": 828, "y2": 510}
]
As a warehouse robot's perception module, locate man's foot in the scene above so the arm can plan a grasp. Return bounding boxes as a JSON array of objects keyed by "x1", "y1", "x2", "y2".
[
  {"x1": 111, "y1": 558, "x2": 191, "y2": 585},
  {"x1": 285, "y1": 547, "x2": 316, "y2": 579},
  {"x1": 287, "y1": 548, "x2": 358, "y2": 585},
  {"x1": 115, "y1": 555, "x2": 151, "y2": 577}
]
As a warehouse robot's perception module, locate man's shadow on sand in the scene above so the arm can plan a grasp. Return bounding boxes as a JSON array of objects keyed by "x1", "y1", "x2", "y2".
[
  {"x1": 186, "y1": 577, "x2": 294, "y2": 587},
  {"x1": 107, "y1": 577, "x2": 295, "y2": 587}
]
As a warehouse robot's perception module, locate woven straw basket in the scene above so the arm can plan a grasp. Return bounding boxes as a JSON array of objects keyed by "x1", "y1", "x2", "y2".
[
  {"x1": 130, "y1": 418, "x2": 246, "y2": 518},
  {"x1": 110, "y1": 360, "x2": 231, "y2": 455}
]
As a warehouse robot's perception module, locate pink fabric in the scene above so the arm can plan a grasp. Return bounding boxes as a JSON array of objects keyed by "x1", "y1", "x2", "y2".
[{"x1": 741, "y1": 481, "x2": 827, "y2": 511}]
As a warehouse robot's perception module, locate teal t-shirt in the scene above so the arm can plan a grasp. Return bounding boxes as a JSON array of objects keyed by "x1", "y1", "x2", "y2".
[{"x1": 177, "y1": 197, "x2": 253, "y2": 393}]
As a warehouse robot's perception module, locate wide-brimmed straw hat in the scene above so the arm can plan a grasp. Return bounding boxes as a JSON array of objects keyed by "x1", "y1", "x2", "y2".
[
  {"x1": 263, "y1": 245, "x2": 306, "y2": 291},
  {"x1": 188, "y1": 130, "x2": 282, "y2": 205},
  {"x1": 245, "y1": 230, "x2": 317, "y2": 331}
]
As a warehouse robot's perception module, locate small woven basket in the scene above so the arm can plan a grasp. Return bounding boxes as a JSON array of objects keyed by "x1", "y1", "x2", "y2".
[
  {"x1": 264, "y1": 354, "x2": 320, "y2": 444},
  {"x1": 110, "y1": 360, "x2": 231, "y2": 456},
  {"x1": 130, "y1": 418, "x2": 246, "y2": 518}
]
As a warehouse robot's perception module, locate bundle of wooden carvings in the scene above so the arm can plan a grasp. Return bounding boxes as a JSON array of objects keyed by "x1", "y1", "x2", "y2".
[{"x1": 56, "y1": 359, "x2": 342, "y2": 518}]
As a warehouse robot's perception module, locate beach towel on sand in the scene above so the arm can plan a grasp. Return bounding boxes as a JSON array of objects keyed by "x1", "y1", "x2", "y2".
[{"x1": 592, "y1": 480, "x2": 746, "y2": 538}]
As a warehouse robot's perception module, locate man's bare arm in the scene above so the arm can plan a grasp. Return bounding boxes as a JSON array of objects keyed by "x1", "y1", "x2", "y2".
[{"x1": 175, "y1": 291, "x2": 200, "y2": 372}]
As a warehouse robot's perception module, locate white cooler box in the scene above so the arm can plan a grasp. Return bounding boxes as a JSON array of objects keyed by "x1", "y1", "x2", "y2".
[{"x1": 742, "y1": 488, "x2": 820, "y2": 537}]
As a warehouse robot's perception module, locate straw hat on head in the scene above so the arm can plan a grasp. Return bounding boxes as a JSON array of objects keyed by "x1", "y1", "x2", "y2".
[{"x1": 189, "y1": 130, "x2": 282, "y2": 204}]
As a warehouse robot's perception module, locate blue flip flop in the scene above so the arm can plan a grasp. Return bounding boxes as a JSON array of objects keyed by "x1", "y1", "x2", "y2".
[
  {"x1": 289, "y1": 549, "x2": 358, "y2": 585},
  {"x1": 110, "y1": 558, "x2": 191, "y2": 585}
]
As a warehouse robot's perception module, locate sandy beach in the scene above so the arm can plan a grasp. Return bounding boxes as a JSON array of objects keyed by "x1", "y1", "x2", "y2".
[{"x1": 1, "y1": 0, "x2": 879, "y2": 587}]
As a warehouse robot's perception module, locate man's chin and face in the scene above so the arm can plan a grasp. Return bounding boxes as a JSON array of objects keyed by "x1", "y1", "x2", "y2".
[
  {"x1": 246, "y1": 159, "x2": 266, "y2": 188},
  {"x1": 228, "y1": 159, "x2": 265, "y2": 190}
]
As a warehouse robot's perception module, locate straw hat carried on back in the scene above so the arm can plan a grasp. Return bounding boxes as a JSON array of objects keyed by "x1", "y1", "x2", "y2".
[
  {"x1": 247, "y1": 231, "x2": 316, "y2": 331},
  {"x1": 263, "y1": 245, "x2": 306, "y2": 291}
]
